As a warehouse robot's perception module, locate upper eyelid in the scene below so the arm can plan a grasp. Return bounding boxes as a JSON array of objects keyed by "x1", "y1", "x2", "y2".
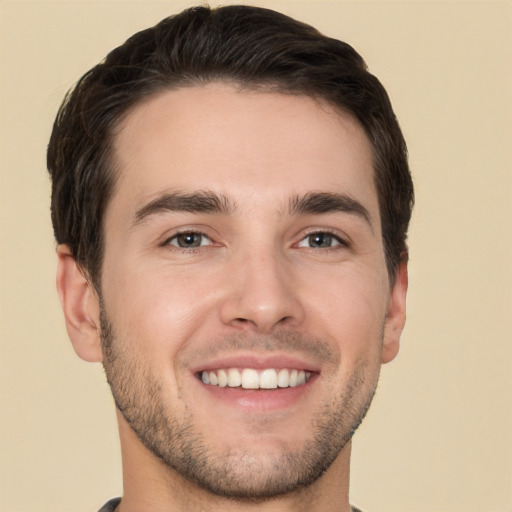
[
  {"x1": 296, "y1": 227, "x2": 350, "y2": 245},
  {"x1": 161, "y1": 226, "x2": 213, "y2": 242},
  {"x1": 296, "y1": 235, "x2": 347, "y2": 250},
  {"x1": 158, "y1": 226, "x2": 350, "y2": 247},
  {"x1": 160, "y1": 231, "x2": 212, "y2": 249}
]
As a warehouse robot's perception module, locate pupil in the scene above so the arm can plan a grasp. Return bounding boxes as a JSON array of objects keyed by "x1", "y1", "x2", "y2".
[
  {"x1": 311, "y1": 233, "x2": 331, "y2": 248},
  {"x1": 178, "y1": 233, "x2": 200, "y2": 247}
]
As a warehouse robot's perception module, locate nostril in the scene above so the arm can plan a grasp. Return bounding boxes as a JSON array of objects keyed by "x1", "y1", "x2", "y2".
[
  {"x1": 232, "y1": 317, "x2": 255, "y2": 329},
  {"x1": 231, "y1": 315, "x2": 293, "y2": 331},
  {"x1": 232, "y1": 318, "x2": 250, "y2": 326}
]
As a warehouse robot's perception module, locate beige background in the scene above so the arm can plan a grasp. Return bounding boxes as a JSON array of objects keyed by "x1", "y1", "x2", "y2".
[{"x1": 1, "y1": 1, "x2": 511, "y2": 511}]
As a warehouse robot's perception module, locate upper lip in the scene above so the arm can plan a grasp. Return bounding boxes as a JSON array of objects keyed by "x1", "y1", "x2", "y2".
[{"x1": 190, "y1": 353, "x2": 321, "y2": 374}]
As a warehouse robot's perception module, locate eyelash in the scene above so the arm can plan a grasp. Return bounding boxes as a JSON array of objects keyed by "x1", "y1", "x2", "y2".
[
  {"x1": 296, "y1": 229, "x2": 349, "y2": 250},
  {"x1": 162, "y1": 230, "x2": 213, "y2": 250},
  {"x1": 162, "y1": 229, "x2": 349, "y2": 252}
]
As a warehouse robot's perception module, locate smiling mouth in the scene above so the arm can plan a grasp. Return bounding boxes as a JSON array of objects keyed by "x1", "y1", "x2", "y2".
[{"x1": 198, "y1": 368, "x2": 312, "y2": 389}]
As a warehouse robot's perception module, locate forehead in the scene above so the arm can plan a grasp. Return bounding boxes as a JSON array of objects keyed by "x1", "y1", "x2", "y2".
[{"x1": 108, "y1": 83, "x2": 378, "y2": 222}]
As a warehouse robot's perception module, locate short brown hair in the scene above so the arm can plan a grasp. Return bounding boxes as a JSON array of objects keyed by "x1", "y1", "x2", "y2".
[{"x1": 47, "y1": 4, "x2": 413, "y2": 288}]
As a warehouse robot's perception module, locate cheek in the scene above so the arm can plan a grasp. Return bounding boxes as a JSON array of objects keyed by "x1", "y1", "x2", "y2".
[
  {"x1": 102, "y1": 263, "x2": 222, "y2": 355},
  {"x1": 304, "y1": 268, "x2": 388, "y2": 355}
]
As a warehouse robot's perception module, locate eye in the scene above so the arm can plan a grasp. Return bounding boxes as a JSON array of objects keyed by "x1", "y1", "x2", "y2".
[
  {"x1": 297, "y1": 232, "x2": 345, "y2": 249},
  {"x1": 167, "y1": 231, "x2": 212, "y2": 248}
]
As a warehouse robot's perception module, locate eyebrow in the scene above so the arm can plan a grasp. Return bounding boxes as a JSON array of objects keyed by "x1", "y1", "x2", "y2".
[
  {"x1": 132, "y1": 189, "x2": 372, "y2": 229},
  {"x1": 133, "y1": 190, "x2": 236, "y2": 226},
  {"x1": 289, "y1": 192, "x2": 372, "y2": 226}
]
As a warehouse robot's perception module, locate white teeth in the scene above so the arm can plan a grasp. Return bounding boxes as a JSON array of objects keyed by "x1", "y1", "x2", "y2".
[
  {"x1": 277, "y1": 368, "x2": 289, "y2": 387},
  {"x1": 227, "y1": 368, "x2": 242, "y2": 387},
  {"x1": 218, "y1": 369, "x2": 228, "y2": 387},
  {"x1": 241, "y1": 368, "x2": 259, "y2": 389},
  {"x1": 259, "y1": 369, "x2": 278, "y2": 389},
  {"x1": 200, "y1": 368, "x2": 311, "y2": 389}
]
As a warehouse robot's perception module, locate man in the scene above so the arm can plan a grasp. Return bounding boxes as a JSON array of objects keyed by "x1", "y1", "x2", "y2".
[{"x1": 47, "y1": 4, "x2": 413, "y2": 511}]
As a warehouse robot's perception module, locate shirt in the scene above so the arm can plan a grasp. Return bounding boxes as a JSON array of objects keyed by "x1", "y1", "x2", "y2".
[{"x1": 98, "y1": 497, "x2": 364, "y2": 511}]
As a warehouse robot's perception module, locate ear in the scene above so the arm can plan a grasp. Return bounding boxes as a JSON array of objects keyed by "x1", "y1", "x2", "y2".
[
  {"x1": 56, "y1": 245, "x2": 103, "y2": 362},
  {"x1": 381, "y1": 260, "x2": 408, "y2": 364}
]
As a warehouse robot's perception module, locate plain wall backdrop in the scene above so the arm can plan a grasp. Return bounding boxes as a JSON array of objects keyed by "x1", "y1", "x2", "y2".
[{"x1": 0, "y1": 1, "x2": 511, "y2": 511}]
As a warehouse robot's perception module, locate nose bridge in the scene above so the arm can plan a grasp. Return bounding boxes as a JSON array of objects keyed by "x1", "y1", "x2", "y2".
[{"x1": 220, "y1": 239, "x2": 303, "y2": 333}]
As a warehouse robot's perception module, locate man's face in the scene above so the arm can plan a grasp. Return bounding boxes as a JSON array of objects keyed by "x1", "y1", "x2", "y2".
[{"x1": 98, "y1": 83, "x2": 405, "y2": 498}]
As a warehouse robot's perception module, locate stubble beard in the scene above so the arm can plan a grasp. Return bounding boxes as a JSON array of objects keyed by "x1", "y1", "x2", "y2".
[{"x1": 99, "y1": 306, "x2": 380, "y2": 501}]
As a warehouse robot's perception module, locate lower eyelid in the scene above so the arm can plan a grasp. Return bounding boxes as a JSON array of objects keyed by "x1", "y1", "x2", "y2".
[{"x1": 297, "y1": 232, "x2": 348, "y2": 248}]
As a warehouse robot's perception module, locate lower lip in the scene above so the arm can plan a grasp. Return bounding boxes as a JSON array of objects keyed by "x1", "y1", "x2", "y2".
[{"x1": 195, "y1": 375, "x2": 317, "y2": 412}]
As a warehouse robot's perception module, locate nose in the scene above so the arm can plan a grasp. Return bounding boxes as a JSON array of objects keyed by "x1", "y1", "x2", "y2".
[{"x1": 219, "y1": 249, "x2": 305, "y2": 334}]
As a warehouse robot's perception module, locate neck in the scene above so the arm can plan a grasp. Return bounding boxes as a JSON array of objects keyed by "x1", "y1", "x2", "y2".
[{"x1": 116, "y1": 413, "x2": 353, "y2": 512}]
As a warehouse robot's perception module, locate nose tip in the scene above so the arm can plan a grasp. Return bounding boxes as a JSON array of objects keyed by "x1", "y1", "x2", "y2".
[{"x1": 219, "y1": 256, "x2": 304, "y2": 334}]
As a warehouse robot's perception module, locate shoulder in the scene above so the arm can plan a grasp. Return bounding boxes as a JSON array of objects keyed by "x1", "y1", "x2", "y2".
[{"x1": 97, "y1": 497, "x2": 121, "y2": 512}]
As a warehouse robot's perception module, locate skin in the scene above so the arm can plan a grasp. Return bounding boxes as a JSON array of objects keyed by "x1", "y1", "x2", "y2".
[{"x1": 57, "y1": 83, "x2": 408, "y2": 512}]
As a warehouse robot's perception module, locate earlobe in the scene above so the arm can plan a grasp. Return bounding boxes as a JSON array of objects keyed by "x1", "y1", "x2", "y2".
[
  {"x1": 381, "y1": 260, "x2": 408, "y2": 364},
  {"x1": 56, "y1": 245, "x2": 103, "y2": 362}
]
